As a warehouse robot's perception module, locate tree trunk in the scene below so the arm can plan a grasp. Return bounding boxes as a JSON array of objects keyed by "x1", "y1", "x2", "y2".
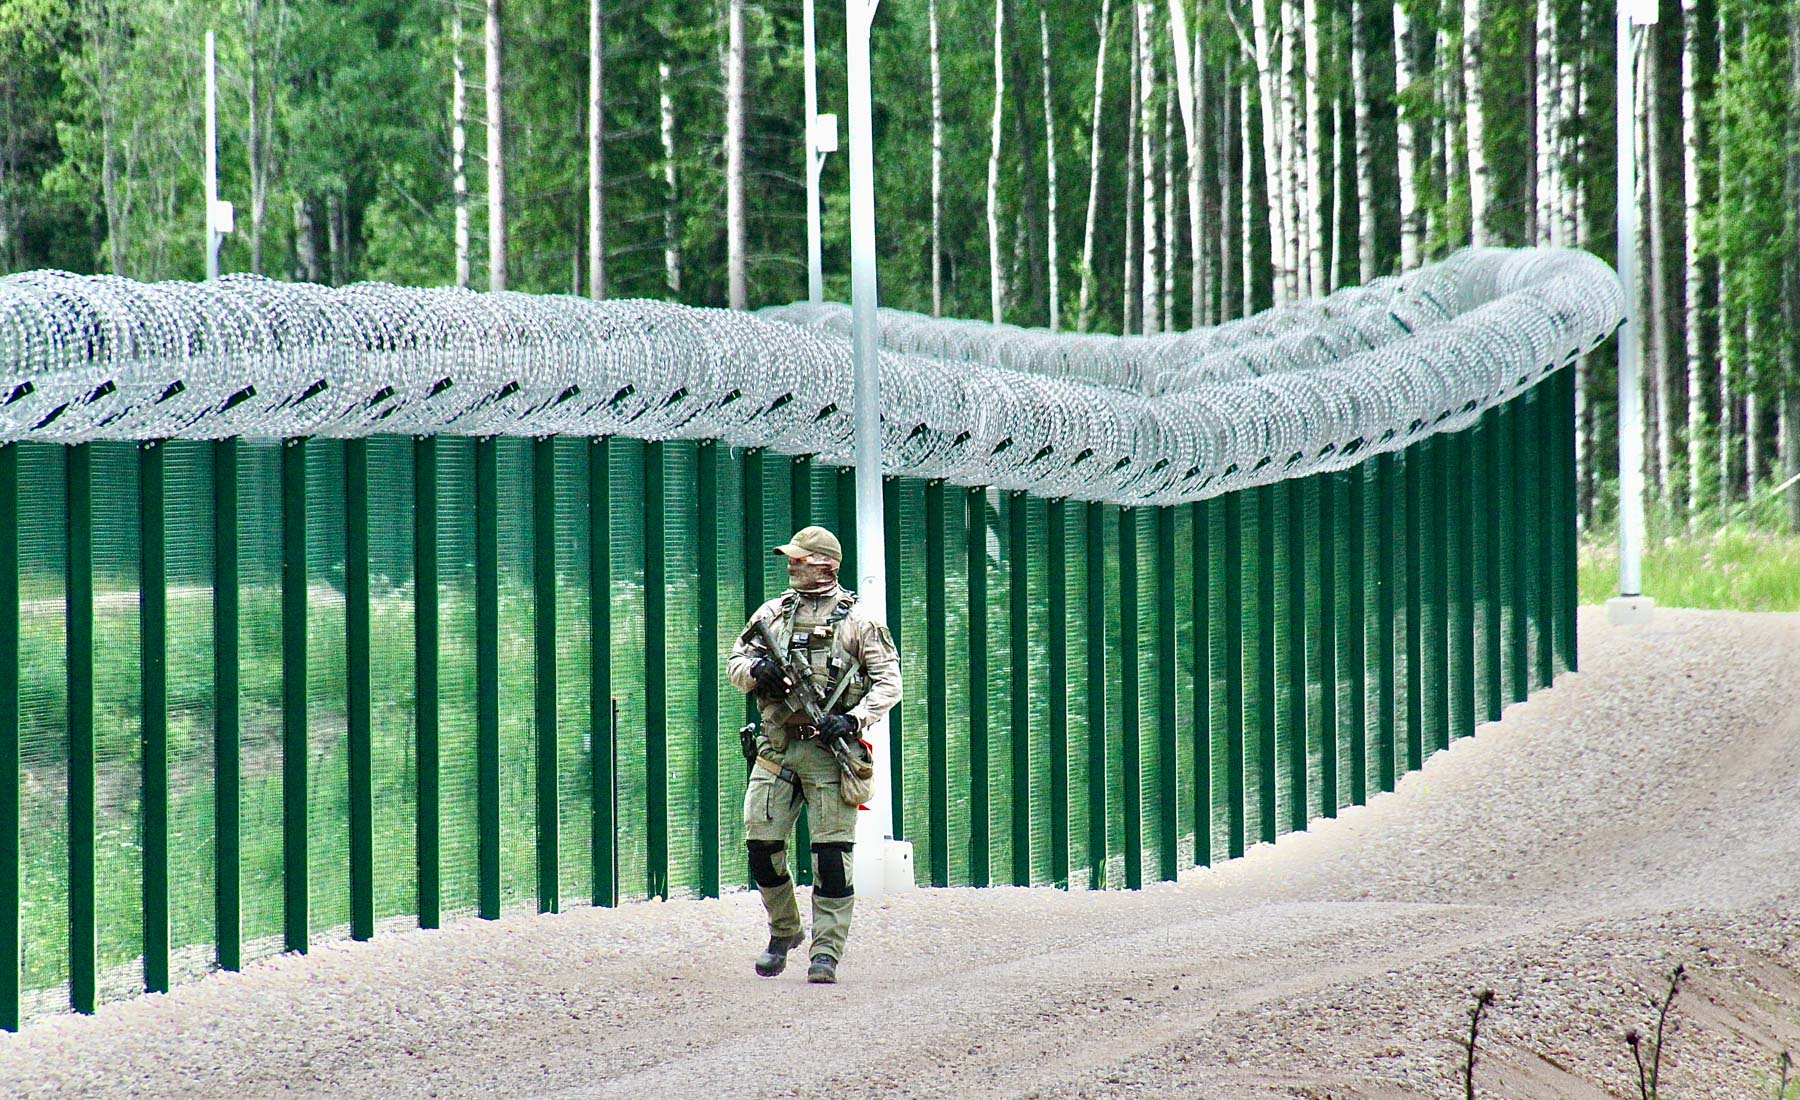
[
  {"x1": 1167, "y1": 0, "x2": 1204, "y2": 328},
  {"x1": 1302, "y1": 0, "x2": 1325, "y2": 295},
  {"x1": 1394, "y1": 0, "x2": 1420, "y2": 268},
  {"x1": 1138, "y1": 1, "x2": 1161, "y2": 334},
  {"x1": 1557, "y1": 5, "x2": 1578, "y2": 249},
  {"x1": 1786, "y1": 0, "x2": 1800, "y2": 530},
  {"x1": 293, "y1": 195, "x2": 321, "y2": 283},
  {"x1": 588, "y1": 0, "x2": 605, "y2": 299},
  {"x1": 1647, "y1": 28, "x2": 1673, "y2": 503},
  {"x1": 1464, "y1": 0, "x2": 1488, "y2": 246},
  {"x1": 484, "y1": 0, "x2": 507, "y2": 292},
  {"x1": 725, "y1": 0, "x2": 746, "y2": 308},
  {"x1": 1681, "y1": 0, "x2": 1704, "y2": 518},
  {"x1": 659, "y1": 60, "x2": 680, "y2": 294},
  {"x1": 1248, "y1": 0, "x2": 1288, "y2": 294},
  {"x1": 989, "y1": 0, "x2": 1008, "y2": 325},
  {"x1": 245, "y1": 0, "x2": 266, "y2": 274},
  {"x1": 1124, "y1": 2, "x2": 1140, "y2": 333},
  {"x1": 1040, "y1": 4, "x2": 1061, "y2": 331},
  {"x1": 1352, "y1": 0, "x2": 1374, "y2": 281},
  {"x1": 1240, "y1": 78, "x2": 1255, "y2": 315},
  {"x1": 1330, "y1": 94, "x2": 1343, "y2": 290},
  {"x1": 326, "y1": 190, "x2": 346, "y2": 287},
  {"x1": 1534, "y1": 0, "x2": 1554, "y2": 245},
  {"x1": 1221, "y1": 53, "x2": 1239, "y2": 318},
  {"x1": 1280, "y1": 0, "x2": 1304, "y2": 295},
  {"x1": 1004, "y1": 0, "x2": 1049, "y2": 321},
  {"x1": 932, "y1": 0, "x2": 946, "y2": 317},
  {"x1": 1716, "y1": 3, "x2": 1731, "y2": 504},
  {"x1": 1162, "y1": 83, "x2": 1176, "y2": 326},
  {"x1": 452, "y1": 8, "x2": 471, "y2": 289},
  {"x1": 1077, "y1": 0, "x2": 1114, "y2": 332},
  {"x1": 1438, "y1": 15, "x2": 1459, "y2": 248}
]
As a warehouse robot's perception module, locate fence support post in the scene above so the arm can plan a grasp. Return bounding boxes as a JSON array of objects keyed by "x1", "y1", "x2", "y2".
[
  {"x1": 346, "y1": 438, "x2": 373, "y2": 942},
  {"x1": 475, "y1": 436, "x2": 501, "y2": 919},
  {"x1": 0, "y1": 445, "x2": 17, "y2": 1031},
  {"x1": 1224, "y1": 490, "x2": 1247, "y2": 858},
  {"x1": 925, "y1": 480, "x2": 948, "y2": 887},
  {"x1": 534, "y1": 437, "x2": 560, "y2": 911},
  {"x1": 590, "y1": 438, "x2": 616, "y2": 907},
  {"x1": 967, "y1": 487, "x2": 989, "y2": 887},
  {"x1": 1085, "y1": 500, "x2": 1108, "y2": 886},
  {"x1": 280, "y1": 438, "x2": 308, "y2": 954},
  {"x1": 414, "y1": 437, "x2": 440, "y2": 927},
  {"x1": 1009, "y1": 492, "x2": 1031, "y2": 886},
  {"x1": 1047, "y1": 498, "x2": 1069, "y2": 887},
  {"x1": 140, "y1": 441, "x2": 170, "y2": 988}
]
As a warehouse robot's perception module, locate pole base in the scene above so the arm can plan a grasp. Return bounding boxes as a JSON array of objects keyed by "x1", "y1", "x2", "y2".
[{"x1": 1605, "y1": 595, "x2": 1656, "y2": 626}]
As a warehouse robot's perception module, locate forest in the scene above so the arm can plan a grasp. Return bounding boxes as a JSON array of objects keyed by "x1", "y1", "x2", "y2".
[{"x1": 1, "y1": 0, "x2": 1796, "y2": 531}]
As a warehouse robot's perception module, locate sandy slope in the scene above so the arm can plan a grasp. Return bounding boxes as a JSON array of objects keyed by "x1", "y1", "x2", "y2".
[{"x1": 3, "y1": 607, "x2": 1797, "y2": 1099}]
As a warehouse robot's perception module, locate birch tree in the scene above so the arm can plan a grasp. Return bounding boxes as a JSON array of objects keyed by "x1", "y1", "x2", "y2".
[
  {"x1": 725, "y1": 0, "x2": 746, "y2": 308},
  {"x1": 1682, "y1": 0, "x2": 1704, "y2": 515},
  {"x1": 659, "y1": 59, "x2": 680, "y2": 294},
  {"x1": 932, "y1": 0, "x2": 945, "y2": 317},
  {"x1": 1302, "y1": 0, "x2": 1325, "y2": 295},
  {"x1": 1167, "y1": 0, "x2": 1205, "y2": 326},
  {"x1": 1040, "y1": 4, "x2": 1061, "y2": 330},
  {"x1": 1647, "y1": 30, "x2": 1673, "y2": 500},
  {"x1": 1463, "y1": 0, "x2": 1488, "y2": 245},
  {"x1": 989, "y1": 0, "x2": 1007, "y2": 324},
  {"x1": 1077, "y1": 0, "x2": 1114, "y2": 331},
  {"x1": 1243, "y1": 0, "x2": 1288, "y2": 293},
  {"x1": 587, "y1": 0, "x2": 605, "y2": 299},
  {"x1": 1534, "y1": 0, "x2": 1554, "y2": 244},
  {"x1": 1353, "y1": 0, "x2": 1375, "y2": 282},
  {"x1": 484, "y1": 0, "x2": 506, "y2": 291},
  {"x1": 1393, "y1": 0, "x2": 1421, "y2": 268},
  {"x1": 1137, "y1": 0, "x2": 1161, "y2": 334},
  {"x1": 1124, "y1": 2, "x2": 1140, "y2": 332},
  {"x1": 451, "y1": 6, "x2": 471, "y2": 288}
]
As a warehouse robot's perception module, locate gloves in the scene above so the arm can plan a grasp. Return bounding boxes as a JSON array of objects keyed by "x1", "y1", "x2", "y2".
[
  {"x1": 817, "y1": 713, "x2": 857, "y2": 740},
  {"x1": 751, "y1": 657, "x2": 790, "y2": 698}
]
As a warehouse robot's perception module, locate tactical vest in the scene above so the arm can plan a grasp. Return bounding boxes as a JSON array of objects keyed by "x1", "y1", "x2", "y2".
[{"x1": 765, "y1": 588, "x2": 870, "y2": 727}]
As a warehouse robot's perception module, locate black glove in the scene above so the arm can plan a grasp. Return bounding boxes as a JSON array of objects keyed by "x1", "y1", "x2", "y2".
[
  {"x1": 751, "y1": 657, "x2": 790, "y2": 698},
  {"x1": 817, "y1": 713, "x2": 857, "y2": 740}
]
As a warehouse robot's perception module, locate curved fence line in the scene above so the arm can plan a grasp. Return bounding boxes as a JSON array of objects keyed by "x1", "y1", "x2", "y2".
[{"x1": 0, "y1": 248, "x2": 1621, "y2": 505}]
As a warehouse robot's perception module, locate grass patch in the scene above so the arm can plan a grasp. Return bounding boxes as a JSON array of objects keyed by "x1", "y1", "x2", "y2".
[{"x1": 1580, "y1": 525, "x2": 1800, "y2": 612}]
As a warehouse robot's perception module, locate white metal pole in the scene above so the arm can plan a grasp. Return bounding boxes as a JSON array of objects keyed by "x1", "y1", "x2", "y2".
[
  {"x1": 804, "y1": 0, "x2": 824, "y2": 303},
  {"x1": 1616, "y1": 3, "x2": 1646, "y2": 599},
  {"x1": 846, "y1": 0, "x2": 897, "y2": 895},
  {"x1": 205, "y1": 30, "x2": 220, "y2": 280}
]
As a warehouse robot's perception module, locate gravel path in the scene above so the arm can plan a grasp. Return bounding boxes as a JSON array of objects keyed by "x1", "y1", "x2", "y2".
[{"x1": 4, "y1": 607, "x2": 1798, "y2": 1099}]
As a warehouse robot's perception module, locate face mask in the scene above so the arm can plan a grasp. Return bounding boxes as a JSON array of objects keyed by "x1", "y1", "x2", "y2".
[{"x1": 787, "y1": 558, "x2": 839, "y2": 596}]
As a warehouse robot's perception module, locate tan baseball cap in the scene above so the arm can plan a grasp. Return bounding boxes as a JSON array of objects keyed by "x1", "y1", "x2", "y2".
[{"x1": 772, "y1": 525, "x2": 842, "y2": 563}]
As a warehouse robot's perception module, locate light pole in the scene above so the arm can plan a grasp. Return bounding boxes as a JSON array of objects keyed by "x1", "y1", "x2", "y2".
[
  {"x1": 203, "y1": 31, "x2": 235, "y2": 279},
  {"x1": 1609, "y1": 0, "x2": 1657, "y2": 625},
  {"x1": 844, "y1": 0, "x2": 912, "y2": 897}
]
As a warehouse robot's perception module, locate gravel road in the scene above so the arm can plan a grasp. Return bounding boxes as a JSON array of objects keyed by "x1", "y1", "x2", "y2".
[{"x1": 4, "y1": 607, "x2": 1797, "y2": 1099}]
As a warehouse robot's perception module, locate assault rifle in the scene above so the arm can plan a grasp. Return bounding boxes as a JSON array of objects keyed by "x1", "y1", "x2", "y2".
[{"x1": 750, "y1": 618, "x2": 872, "y2": 785}]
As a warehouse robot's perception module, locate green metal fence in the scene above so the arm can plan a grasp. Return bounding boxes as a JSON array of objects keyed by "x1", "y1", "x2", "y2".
[{"x1": 0, "y1": 372, "x2": 1578, "y2": 1028}]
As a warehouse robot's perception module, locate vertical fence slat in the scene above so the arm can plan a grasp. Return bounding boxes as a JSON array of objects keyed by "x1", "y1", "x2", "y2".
[
  {"x1": 1223, "y1": 490, "x2": 1246, "y2": 859},
  {"x1": 1455, "y1": 430, "x2": 1477, "y2": 739},
  {"x1": 0, "y1": 445, "x2": 13, "y2": 1031},
  {"x1": 279, "y1": 438, "x2": 308, "y2": 954},
  {"x1": 1191, "y1": 499, "x2": 1213, "y2": 868},
  {"x1": 1558, "y1": 368, "x2": 1579, "y2": 673},
  {"x1": 1008, "y1": 493, "x2": 1030, "y2": 885},
  {"x1": 591, "y1": 439, "x2": 616, "y2": 907},
  {"x1": 1508, "y1": 400, "x2": 1531, "y2": 702},
  {"x1": 139, "y1": 441, "x2": 169, "y2": 990},
  {"x1": 697, "y1": 441, "x2": 720, "y2": 899},
  {"x1": 925, "y1": 480, "x2": 948, "y2": 887},
  {"x1": 1256, "y1": 484, "x2": 1277, "y2": 846},
  {"x1": 210, "y1": 439, "x2": 241, "y2": 968},
  {"x1": 1284, "y1": 479, "x2": 1308, "y2": 834},
  {"x1": 1084, "y1": 500, "x2": 1108, "y2": 887},
  {"x1": 1046, "y1": 499, "x2": 1069, "y2": 887},
  {"x1": 644, "y1": 441, "x2": 668, "y2": 900},
  {"x1": 1155, "y1": 506, "x2": 1177, "y2": 882},
  {"x1": 1404, "y1": 444, "x2": 1424, "y2": 775},
  {"x1": 533, "y1": 437, "x2": 560, "y2": 912},
  {"x1": 345, "y1": 439, "x2": 374, "y2": 942},
  {"x1": 1345, "y1": 466, "x2": 1369, "y2": 807},
  {"x1": 884, "y1": 477, "x2": 906, "y2": 838},
  {"x1": 475, "y1": 437, "x2": 501, "y2": 919},
  {"x1": 1538, "y1": 383, "x2": 1562, "y2": 682},
  {"x1": 967, "y1": 487, "x2": 989, "y2": 887},
  {"x1": 1376, "y1": 453, "x2": 1398, "y2": 793},
  {"x1": 67, "y1": 443, "x2": 96, "y2": 1009},
  {"x1": 414, "y1": 438, "x2": 440, "y2": 928},
  {"x1": 1481, "y1": 412, "x2": 1504, "y2": 722},
  {"x1": 1118, "y1": 507, "x2": 1142, "y2": 889},
  {"x1": 1428, "y1": 436, "x2": 1451, "y2": 756},
  {"x1": 1319, "y1": 473, "x2": 1339, "y2": 818}
]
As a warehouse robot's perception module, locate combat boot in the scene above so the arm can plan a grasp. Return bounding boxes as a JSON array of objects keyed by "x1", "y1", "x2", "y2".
[
  {"x1": 806, "y1": 954, "x2": 837, "y2": 984},
  {"x1": 754, "y1": 933, "x2": 806, "y2": 977}
]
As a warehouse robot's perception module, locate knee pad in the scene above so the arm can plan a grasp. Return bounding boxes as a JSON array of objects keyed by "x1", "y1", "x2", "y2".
[
  {"x1": 746, "y1": 839, "x2": 790, "y2": 888},
  {"x1": 811, "y1": 842, "x2": 854, "y2": 899}
]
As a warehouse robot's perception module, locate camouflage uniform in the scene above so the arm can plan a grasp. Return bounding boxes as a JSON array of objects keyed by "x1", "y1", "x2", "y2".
[{"x1": 727, "y1": 578, "x2": 902, "y2": 966}]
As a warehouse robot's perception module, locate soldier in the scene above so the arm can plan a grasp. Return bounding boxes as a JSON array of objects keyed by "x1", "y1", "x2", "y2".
[{"x1": 727, "y1": 524, "x2": 902, "y2": 984}]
